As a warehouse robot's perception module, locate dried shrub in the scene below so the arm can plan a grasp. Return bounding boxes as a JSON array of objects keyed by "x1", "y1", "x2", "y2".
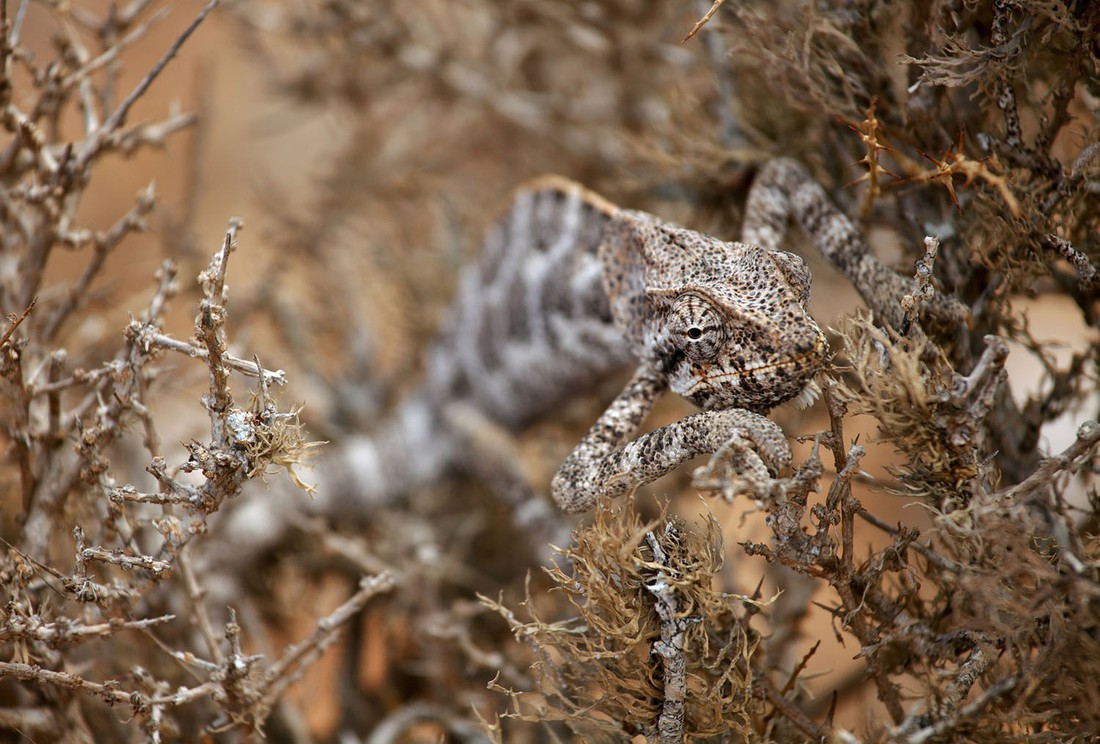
[{"x1": 489, "y1": 503, "x2": 759, "y2": 741}]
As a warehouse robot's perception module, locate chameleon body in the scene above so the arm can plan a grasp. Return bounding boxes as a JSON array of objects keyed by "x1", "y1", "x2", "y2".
[
  {"x1": 325, "y1": 161, "x2": 831, "y2": 518},
  {"x1": 224, "y1": 159, "x2": 913, "y2": 549}
]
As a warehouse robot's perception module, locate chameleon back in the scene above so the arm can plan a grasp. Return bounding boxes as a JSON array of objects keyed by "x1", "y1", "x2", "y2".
[{"x1": 422, "y1": 178, "x2": 635, "y2": 430}]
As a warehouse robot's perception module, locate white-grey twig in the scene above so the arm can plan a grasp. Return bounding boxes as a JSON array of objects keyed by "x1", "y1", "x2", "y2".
[
  {"x1": 134, "y1": 328, "x2": 287, "y2": 385},
  {"x1": 644, "y1": 525, "x2": 692, "y2": 744}
]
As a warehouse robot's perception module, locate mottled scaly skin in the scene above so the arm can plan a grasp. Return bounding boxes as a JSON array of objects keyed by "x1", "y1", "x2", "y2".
[
  {"x1": 325, "y1": 178, "x2": 635, "y2": 507},
  {"x1": 551, "y1": 167, "x2": 831, "y2": 513},
  {"x1": 217, "y1": 157, "x2": 938, "y2": 569},
  {"x1": 425, "y1": 177, "x2": 632, "y2": 429},
  {"x1": 547, "y1": 159, "x2": 970, "y2": 513},
  {"x1": 338, "y1": 162, "x2": 845, "y2": 514}
]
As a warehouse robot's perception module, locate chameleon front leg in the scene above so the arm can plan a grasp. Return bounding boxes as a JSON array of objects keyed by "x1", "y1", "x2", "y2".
[{"x1": 551, "y1": 364, "x2": 793, "y2": 513}]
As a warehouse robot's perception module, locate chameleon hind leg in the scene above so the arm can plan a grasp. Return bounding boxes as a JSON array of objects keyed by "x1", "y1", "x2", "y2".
[{"x1": 743, "y1": 157, "x2": 969, "y2": 331}]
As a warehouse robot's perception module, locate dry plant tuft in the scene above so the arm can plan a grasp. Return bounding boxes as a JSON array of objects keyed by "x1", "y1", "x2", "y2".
[
  {"x1": 487, "y1": 502, "x2": 759, "y2": 742},
  {"x1": 833, "y1": 314, "x2": 1002, "y2": 510}
]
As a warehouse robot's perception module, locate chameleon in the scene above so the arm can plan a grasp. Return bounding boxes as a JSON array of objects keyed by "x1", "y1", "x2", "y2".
[{"x1": 221, "y1": 158, "x2": 924, "y2": 549}]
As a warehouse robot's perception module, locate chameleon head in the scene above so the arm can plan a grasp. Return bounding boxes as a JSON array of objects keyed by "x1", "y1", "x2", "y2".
[
  {"x1": 601, "y1": 212, "x2": 829, "y2": 413},
  {"x1": 652, "y1": 276, "x2": 829, "y2": 412}
]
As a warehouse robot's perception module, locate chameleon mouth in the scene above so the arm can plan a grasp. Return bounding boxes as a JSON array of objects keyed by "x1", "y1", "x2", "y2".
[{"x1": 684, "y1": 352, "x2": 823, "y2": 399}]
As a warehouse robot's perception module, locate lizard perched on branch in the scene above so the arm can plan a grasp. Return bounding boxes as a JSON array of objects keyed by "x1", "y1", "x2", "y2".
[{"x1": 221, "y1": 158, "x2": 947, "y2": 551}]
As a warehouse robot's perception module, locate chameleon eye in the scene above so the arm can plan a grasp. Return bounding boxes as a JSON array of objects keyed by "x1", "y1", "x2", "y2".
[{"x1": 671, "y1": 293, "x2": 725, "y2": 361}]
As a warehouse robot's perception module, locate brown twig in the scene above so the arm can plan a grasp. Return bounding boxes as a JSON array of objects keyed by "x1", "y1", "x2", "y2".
[
  {"x1": 683, "y1": 0, "x2": 729, "y2": 43},
  {"x1": 135, "y1": 327, "x2": 287, "y2": 385},
  {"x1": 262, "y1": 572, "x2": 396, "y2": 705},
  {"x1": 73, "y1": 0, "x2": 221, "y2": 170}
]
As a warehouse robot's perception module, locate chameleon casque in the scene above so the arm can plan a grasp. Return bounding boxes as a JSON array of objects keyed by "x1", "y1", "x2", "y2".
[{"x1": 224, "y1": 158, "x2": 919, "y2": 546}]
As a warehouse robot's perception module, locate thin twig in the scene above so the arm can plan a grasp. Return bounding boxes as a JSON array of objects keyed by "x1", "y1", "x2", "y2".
[
  {"x1": 683, "y1": 0, "x2": 728, "y2": 43},
  {"x1": 1, "y1": 296, "x2": 37, "y2": 347},
  {"x1": 890, "y1": 675, "x2": 1017, "y2": 744},
  {"x1": 763, "y1": 680, "x2": 830, "y2": 741},
  {"x1": 178, "y1": 546, "x2": 223, "y2": 664},
  {"x1": 0, "y1": 614, "x2": 174, "y2": 644},
  {"x1": 262, "y1": 572, "x2": 396, "y2": 704},
  {"x1": 644, "y1": 526, "x2": 691, "y2": 744},
  {"x1": 78, "y1": 546, "x2": 172, "y2": 577},
  {"x1": 687, "y1": 0, "x2": 745, "y2": 148},
  {"x1": 901, "y1": 236, "x2": 941, "y2": 325},
  {"x1": 857, "y1": 510, "x2": 961, "y2": 574},
  {"x1": 0, "y1": 661, "x2": 145, "y2": 707},
  {"x1": 135, "y1": 328, "x2": 287, "y2": 385},
  {"x1": 74, "y1": 0, "x2": 222, "y2": 170}
]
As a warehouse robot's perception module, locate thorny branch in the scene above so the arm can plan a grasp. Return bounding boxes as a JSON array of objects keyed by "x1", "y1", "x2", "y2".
[{"x1": 261, "y1": 572, "x2": 396, "y2": 706}]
